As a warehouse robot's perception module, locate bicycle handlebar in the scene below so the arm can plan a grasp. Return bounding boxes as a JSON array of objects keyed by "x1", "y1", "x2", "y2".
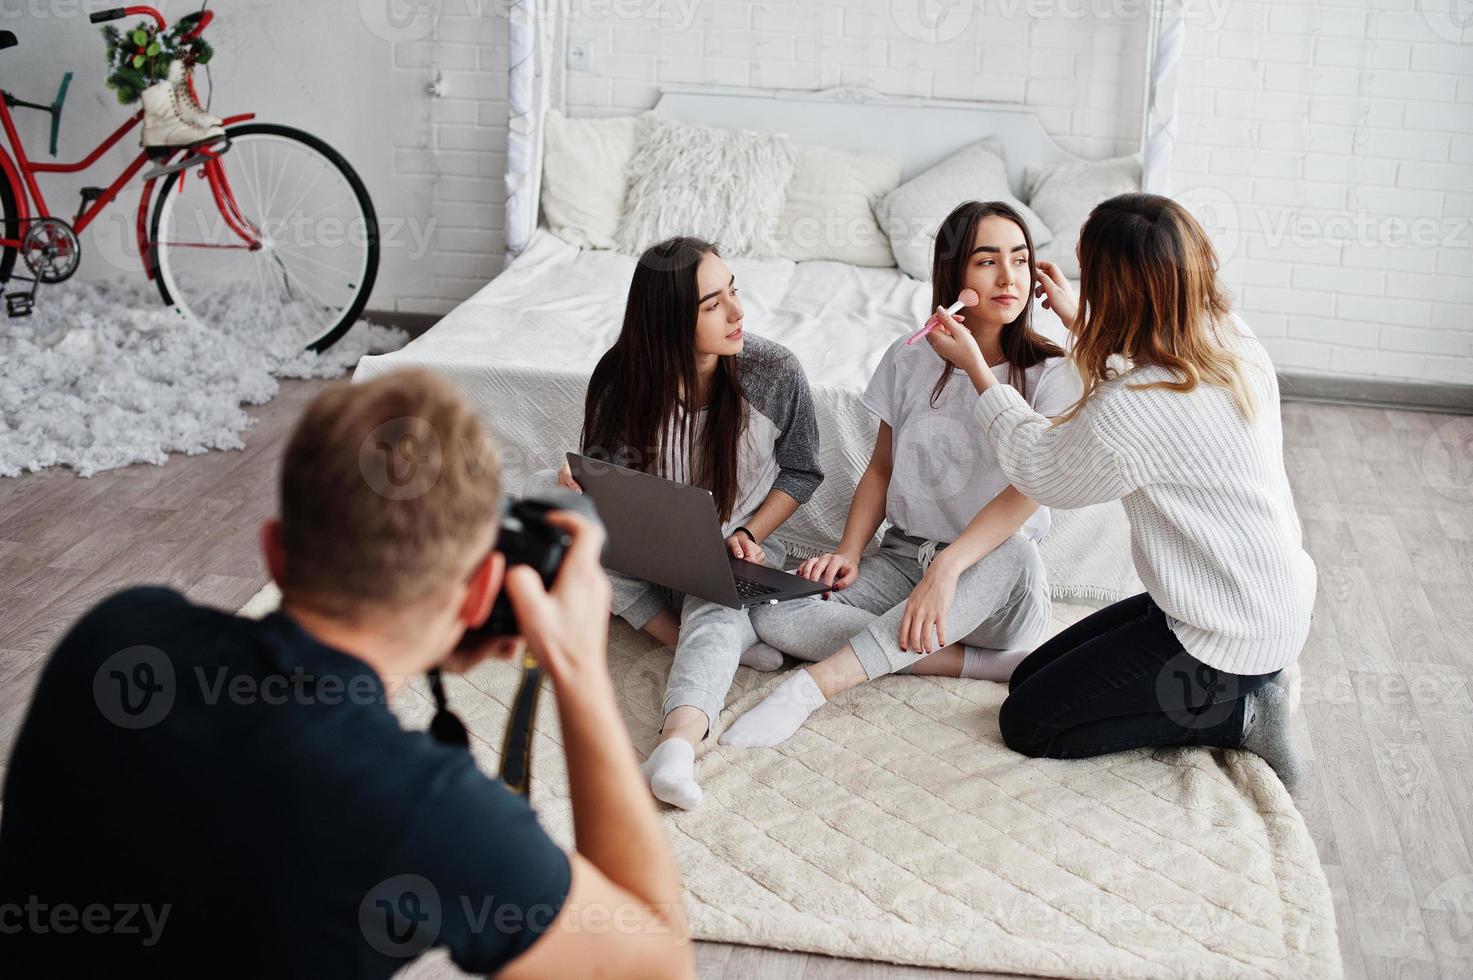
[{"x1": 88, "y1": 6, "x2": 169, "y2": 30}]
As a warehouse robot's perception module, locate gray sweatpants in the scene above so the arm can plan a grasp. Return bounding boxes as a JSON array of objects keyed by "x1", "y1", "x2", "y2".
[
  {"x1": 525, "y1": 468, "x2": 787, "y2": 733},
  {"x1": 748, "y1": 526, "x2": 1051, "y2": 680}
]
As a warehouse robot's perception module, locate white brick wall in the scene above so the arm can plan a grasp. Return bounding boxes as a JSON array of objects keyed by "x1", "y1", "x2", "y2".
[
  {"x1": 501, "y1": 0, "x2": 1471, "y2": 386},
  {"x1": 18, "y1": 1, "x2": 1469, "y2": 384},
  {"x1": 1174, "y1": 0, "x2": 1473, "y2": 385}
]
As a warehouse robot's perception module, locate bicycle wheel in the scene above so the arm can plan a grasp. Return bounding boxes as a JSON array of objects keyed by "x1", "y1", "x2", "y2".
[
  {"x1": 0, "y1": 166, "x2": 17, "y2": 286},
  {"x1": 149, "y1": 122, "x2": 380, "y2": 352}
]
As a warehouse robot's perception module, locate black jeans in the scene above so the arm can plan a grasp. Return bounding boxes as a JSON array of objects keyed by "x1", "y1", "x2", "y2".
[{"x1": 999, "y1": 593, "x2": 1279, "y2": 759}]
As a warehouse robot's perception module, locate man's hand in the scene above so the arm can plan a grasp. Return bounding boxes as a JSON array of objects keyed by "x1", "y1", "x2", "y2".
[
  {"x1": 442, "y1": 634, "x2": 524, "y2": 675},
  {"x1": 503, "y1": 511, "x2": 613, "y2": 689}
]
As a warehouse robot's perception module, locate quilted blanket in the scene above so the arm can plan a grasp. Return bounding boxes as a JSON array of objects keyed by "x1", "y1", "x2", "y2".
[
  {"x1": 354, "y1": 230, "x2": 1143, "y2": 604},
  {"x1": 241, "y1": 586, "x2": 1341, "y2": 979}
]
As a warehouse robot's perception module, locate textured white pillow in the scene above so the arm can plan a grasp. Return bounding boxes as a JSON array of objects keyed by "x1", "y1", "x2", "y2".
[
  {"x1": 1025, "y1": 154, "x2": 1142, "y2": 279},
  {"x1": 540, "y1": 110, "x2": 653, "y2": 250},
  {"x1": 615, "y1": 116, "x2": 798, "y2": 257},
  {"x1": 770, "y1": 145, "x2": 901, "y2": 266},
  {"x1": 875, "y1": 138, "x2": 1054, "y2": 281}
]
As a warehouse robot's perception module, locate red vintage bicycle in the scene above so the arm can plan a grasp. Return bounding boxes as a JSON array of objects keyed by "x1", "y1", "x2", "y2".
[{"x1": 0, "y1": 5, "x2": 379, "y2": 351}]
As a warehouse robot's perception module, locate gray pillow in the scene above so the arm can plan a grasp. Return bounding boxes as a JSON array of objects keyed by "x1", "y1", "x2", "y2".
[
  {"x1": 1024, "y1": 154, "x2": 1142, "y2": 279},
  {"x1": 616, "y1": 116, "x2": 798, "y2": 257},
  {"x1": 875, "y1": 137, "x2": 1054, "y2": 281}
]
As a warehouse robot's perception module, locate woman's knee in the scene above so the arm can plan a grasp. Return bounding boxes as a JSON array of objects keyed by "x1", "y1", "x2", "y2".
[
  {"x1": 997, "y1": 693, "x2": 1050, "y2": 758},
  {"x1": 523, "y1": 467, "x2": 562, "y2": 496}
]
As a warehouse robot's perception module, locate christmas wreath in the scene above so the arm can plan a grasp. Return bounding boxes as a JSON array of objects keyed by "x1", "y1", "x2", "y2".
[{"x1": 101, "y1": 21, "x2": 214, "y2": 105}]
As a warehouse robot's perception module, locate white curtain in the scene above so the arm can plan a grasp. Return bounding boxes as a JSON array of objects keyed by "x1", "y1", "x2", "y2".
[
  {"x1": 504, "y1": 0, "x2": 556, "y2": 266},
  {"x1": 1140, "y1": 0, "x2": 1183, "y2": 194}
]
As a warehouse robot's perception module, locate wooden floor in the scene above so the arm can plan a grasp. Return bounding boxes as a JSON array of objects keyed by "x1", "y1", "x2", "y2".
[{"x1": 2, "y1": 376, "x2": 1470, "y2": 979}]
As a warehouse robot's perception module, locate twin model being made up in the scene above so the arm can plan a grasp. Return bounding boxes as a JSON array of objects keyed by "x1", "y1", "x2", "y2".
[{"x1": 534, "y1": 193, "x2": 1318, "y2": 812}]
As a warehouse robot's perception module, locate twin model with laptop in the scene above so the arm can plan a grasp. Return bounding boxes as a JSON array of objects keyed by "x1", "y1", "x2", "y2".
[{"x1": 566, "y1": 453, "x2": 826, "y2": 609}]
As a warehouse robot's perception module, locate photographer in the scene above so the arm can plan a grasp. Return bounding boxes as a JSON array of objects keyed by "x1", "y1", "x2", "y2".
[{"x1": 0, "y1": 370, "x2": 694, "y2": 978}]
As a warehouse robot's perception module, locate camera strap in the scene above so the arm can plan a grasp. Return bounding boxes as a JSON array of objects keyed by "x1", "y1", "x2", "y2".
[{"x1": 426, "y1": 659, "x2": 542, "y2": 799}]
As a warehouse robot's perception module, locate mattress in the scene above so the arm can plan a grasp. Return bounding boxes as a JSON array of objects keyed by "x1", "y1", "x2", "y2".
[{"x1": 354, "y1": 230, "x2": 1142, "y2": 603}]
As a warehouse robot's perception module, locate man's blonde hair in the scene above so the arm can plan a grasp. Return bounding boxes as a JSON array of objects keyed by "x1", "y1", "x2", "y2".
[{"x1": 279, "y1": 369, "x2": 501, "y2": 616}]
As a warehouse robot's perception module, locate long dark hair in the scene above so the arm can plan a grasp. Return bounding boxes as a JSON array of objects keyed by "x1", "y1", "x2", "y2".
[
  {"x1": 581, "y1": 236, "x2": 748, "y2": 523},
  {"x1": 928, "y1": 200, "x2": 1063, "y2": 406}
]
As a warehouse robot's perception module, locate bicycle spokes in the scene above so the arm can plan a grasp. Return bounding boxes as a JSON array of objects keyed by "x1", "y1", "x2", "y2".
[{"x1": 151, "y1": 126, "x2": 376, "y2": 351}]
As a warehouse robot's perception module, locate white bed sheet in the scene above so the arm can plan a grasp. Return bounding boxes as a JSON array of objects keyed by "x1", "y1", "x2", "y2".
[{"x1": 354, "y1": 230, "x2": 1142, "y2": 603}]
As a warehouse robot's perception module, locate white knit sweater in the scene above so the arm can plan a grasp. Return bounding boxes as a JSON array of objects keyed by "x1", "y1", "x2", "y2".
[{"x1": 972, "y1": 317, "x2": 1317, "y2": 675}]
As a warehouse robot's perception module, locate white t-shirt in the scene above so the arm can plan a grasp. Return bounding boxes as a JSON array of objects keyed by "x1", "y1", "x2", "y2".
[{"x1": 862, "y1": 335, "x2": 1083, "y2": 543}]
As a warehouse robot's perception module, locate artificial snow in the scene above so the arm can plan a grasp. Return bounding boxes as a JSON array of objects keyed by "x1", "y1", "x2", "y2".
[{"x1": 0, "y1": 279, "x2": 408, "y2": 478}]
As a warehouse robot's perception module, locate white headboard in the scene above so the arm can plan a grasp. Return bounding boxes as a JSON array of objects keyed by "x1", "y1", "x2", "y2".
[{"x1": 653, "y1": 85, "x2": 1080, "y2": 197}]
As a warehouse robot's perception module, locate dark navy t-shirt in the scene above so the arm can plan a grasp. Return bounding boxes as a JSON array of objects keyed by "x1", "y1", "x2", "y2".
[{"x1": 0, "y1": 587, "x2": 571, "y2": 978}]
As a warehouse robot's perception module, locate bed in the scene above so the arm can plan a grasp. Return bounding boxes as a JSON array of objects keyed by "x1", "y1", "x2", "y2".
[{"x1": 354, "y1": 86, "x2": 1142, "y2": 603}]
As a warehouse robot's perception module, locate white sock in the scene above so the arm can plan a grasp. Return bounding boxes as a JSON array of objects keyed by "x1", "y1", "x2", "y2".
[
  {"x1": 639, "y1": 739, "x2": 703, "y2": 810},
  {"x1": 719, "y1": 669, "x2": 827, "y2": 748},
  {"x1": 959, "y1": 647, "x2": 1031, "y2": 683},
  {"x1": 739, "y1": 641, "x2": 784, "y2": 672}
]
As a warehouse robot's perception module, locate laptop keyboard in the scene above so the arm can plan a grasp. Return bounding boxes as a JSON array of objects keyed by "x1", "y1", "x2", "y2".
[{"x1": 734, "y1": 577, "x2": 780, "y2": 600}]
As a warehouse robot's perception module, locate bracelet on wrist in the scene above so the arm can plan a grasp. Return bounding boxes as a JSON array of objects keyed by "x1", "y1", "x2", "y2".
[{"x1": 733, "y1": 525, "x2": 757, "y2": 543}]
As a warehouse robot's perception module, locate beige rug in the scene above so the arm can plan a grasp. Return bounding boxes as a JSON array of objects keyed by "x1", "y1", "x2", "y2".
[{"x1": 241, "y1": 585, "x2": 1341, "y2": 979}]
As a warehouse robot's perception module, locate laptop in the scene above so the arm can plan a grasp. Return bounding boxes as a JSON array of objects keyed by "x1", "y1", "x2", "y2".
[{"x1": 566, "y1": 453, "x2": 829, "y2": 610}]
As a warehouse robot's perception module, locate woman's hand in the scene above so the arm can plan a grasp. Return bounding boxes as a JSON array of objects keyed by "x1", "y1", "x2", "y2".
[
  {"x1": 556, "y1": 462, "x2": 583, "y2": 494},
  {"x1": 1034, "y1": 260, "x2": 1078, "y2": 333},
  {"x1": 899, "y1": 560, "x2": 960, "y2": 655},
  {"x1": 726, "y1": 533, "x2": 766, "y2": 565},
  {"x1": 926, "y1": 308, "x2": 997, "y2": 393},
  {"x1": 796, "y1": 551, "x2": 859, "y2": 592}
]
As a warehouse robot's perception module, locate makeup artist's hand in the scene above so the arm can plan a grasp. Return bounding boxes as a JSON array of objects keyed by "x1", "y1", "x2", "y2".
[
  {"x1": 900, "y1": 561, "x2": 959, "y2": 655},
  {"x1": 726, "y1": 533, "x2": 766, "y2": 565},
  {"x1": 925, "y1": 307, "x2": 984, "y2": 375},
  {"x1": 1034, "y1": 260, "x2": 1078, "y2": 332},
  {"x1": 796, "y1": 551, "x2": 859, "y2": 593}
]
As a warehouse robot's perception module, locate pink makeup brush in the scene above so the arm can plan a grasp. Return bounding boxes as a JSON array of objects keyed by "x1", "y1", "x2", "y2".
[{"x1": 907, "y1": 288, "x2": 979, "y2": 345}]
